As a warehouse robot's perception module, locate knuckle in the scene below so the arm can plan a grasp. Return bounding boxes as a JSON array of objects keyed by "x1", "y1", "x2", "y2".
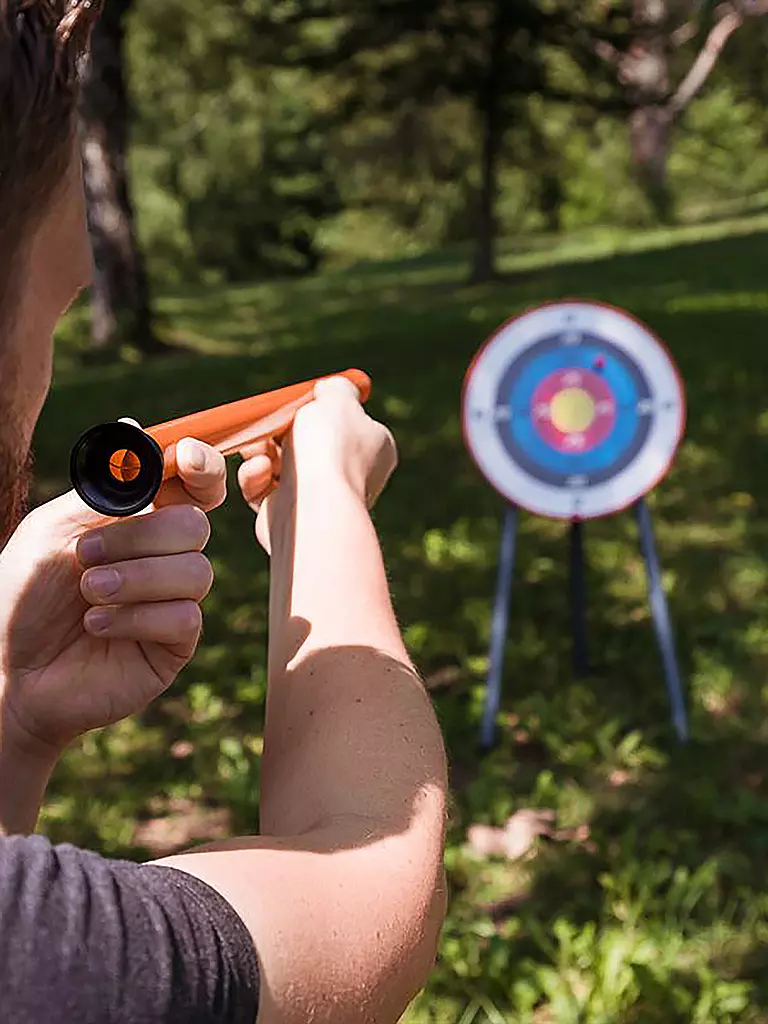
[
  {"x1": 192, "y1": 553, "x2": 214, "y2": 598},
  {"x1": 180, "y1": 601, "x2": 203, "y2": 635},
  {"x1": 169, "y1": 503, "x2": 210, "y2": 549},
  {"x1": 130, "y1": 599, "x2": 202, "y2": 639}
]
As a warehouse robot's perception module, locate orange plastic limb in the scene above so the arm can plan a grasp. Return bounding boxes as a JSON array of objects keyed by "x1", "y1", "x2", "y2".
[{"x1": 145, "y1": 369, "x2": 372, "y2": 481}]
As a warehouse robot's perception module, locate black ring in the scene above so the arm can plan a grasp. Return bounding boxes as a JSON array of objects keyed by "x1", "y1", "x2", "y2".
[{"x1": 70, "y1": 422, "x2": 165, "y2": 517}]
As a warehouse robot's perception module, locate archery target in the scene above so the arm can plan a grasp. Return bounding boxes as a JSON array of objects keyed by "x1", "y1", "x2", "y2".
[{"x1": 462, "y1": 301, "x2": 685, "y2": 521}]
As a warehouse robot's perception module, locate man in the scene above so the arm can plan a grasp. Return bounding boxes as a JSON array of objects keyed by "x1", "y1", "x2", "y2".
[{"x1": 0, "y1": 3, "x2": 448, "y2": 1023}]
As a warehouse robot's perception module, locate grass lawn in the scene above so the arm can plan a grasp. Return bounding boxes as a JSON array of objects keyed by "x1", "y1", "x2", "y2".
[{"x1": 34, "y1": 212, "x2": 768, "y2": 1022}]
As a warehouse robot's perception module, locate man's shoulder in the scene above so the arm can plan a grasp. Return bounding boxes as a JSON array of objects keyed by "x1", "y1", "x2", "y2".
[{"x1": 0, "y1": 834, "x2": 260, "y2": 1024}]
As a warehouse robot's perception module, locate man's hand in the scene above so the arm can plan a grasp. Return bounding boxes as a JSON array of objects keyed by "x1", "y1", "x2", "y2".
[
  {"x1": 237, "y1": 376, "x2": 398, "y2": 553},
  {"x1": 0, "y1": 437, "x2": 228, "y2": 766}
]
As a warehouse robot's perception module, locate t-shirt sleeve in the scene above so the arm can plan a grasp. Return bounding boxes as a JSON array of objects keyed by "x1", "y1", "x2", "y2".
[{"x1": 0, "y1": 834, "x2": 260, "y2": 1024}]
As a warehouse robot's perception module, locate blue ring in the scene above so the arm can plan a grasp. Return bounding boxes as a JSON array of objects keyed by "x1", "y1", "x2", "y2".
[{"x1": 494, "y1": 334, "x2": 653, "y2": 488}]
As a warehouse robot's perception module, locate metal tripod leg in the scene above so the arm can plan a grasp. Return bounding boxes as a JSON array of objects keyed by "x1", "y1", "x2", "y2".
[
  {"x1": 635, "y1": 499, "x2": 689, "y2": 743},
  {"x1": 480, "y1": 505, "x2": 519, "y2": 751},
  {"x1": 570, "y1": 519, "x2": 590, "y2": 676}
]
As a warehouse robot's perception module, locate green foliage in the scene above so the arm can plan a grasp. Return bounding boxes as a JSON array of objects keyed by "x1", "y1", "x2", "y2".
[
  {"x1": 116, "y1": 1, "x2": 768, "y2": 283},
  {"x1": 127, "y1": 0, "x2": 341, "y2": 282},
  {"x1": 672, "y1": 85, "x2": 768, "y2": 213},
  {"x1": 40, "y1": 214, "x2": 768, "y2": 1020}
]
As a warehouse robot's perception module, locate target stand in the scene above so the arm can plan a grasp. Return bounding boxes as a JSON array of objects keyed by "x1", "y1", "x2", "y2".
[{"x1": 462, "y1": 301, "x2": 688, "y2": 750}]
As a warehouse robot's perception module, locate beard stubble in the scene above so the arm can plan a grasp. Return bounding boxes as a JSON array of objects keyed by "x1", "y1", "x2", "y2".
[{"x1": 0, "y1": 435, "x2": 33, "y2": 549}]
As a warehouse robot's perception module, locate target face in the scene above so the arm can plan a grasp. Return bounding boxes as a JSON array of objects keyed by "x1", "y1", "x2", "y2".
[{"x1": 462, "y1": 301, "x2": 685, "y2": 520}]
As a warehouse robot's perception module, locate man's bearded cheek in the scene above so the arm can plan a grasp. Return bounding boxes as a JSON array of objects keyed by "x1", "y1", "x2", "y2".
[{"x1": 0, "y1": 443, "x2": 32, "y2": 549}]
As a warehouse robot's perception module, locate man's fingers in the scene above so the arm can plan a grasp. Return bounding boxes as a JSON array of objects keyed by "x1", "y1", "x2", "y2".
[
  {"x1": 238, "y1": 454, "x2": 277, "y2": 511},
  {"x1": 76, "y1": 504, "x2": 210, "y2": 569},
  {"x1": 80, "y1": 552, "x2": 213, "y2": 607},
  {"x1": 84, "y1": 600, "x2": 203, "y2": 645},
  {"x1": 314, "y1": 376, "x2": 362, "y2": 403},
  {"x1": 155, "y1": 438, "x2": 228, "y2": 513},
  {"x1": 238, "y1": 438, "x2": 280, "y2": 463},
  {"x1": 238, "y1": 439, "x2": 281, "y2": 510}
]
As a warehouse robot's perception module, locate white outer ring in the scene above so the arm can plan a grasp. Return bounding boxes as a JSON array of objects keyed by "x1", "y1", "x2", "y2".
[{"x1": 462, "y1": 302, "x2": 685, "y2": 520}]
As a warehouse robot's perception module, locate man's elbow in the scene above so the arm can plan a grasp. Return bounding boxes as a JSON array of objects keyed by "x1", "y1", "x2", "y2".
[
  {"x1": 382, "y1": 857, "x2": 448, "y2": 1020},
  {"x1": 339, "y1": 811, "x2": 448, "y2": 1023},
  {"x1": 413, "y1": 866, "x2": 448, "y2": 988},
  {"x1": 407, "y1": 780, "x2": 449, "y2": 994},
  {"x1": 264, "y1": 863, "x2": 448, "y2": 1024},
  {"x1": 422, "y1": 861, "x2": 448, "y2": 962}
]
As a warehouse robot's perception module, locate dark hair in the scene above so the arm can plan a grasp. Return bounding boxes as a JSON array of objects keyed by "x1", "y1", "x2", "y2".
[{"x1": 0, "y1": 0, "x2": 102, "y2": 323}]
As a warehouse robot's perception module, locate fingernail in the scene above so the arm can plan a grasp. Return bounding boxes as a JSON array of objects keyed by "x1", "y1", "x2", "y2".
[
  {"x1": 186, "y1": 440, "x2": 206, "y2": 472},
  {"x1": 85, "y1": 608, "x2": 112, "y2": 634},
  {"x1": 86, "y1": 568, "x2": 122, "y2": 598},
  {"x1": 78, "y1": 534, "x2": 105, "y2": 567}
]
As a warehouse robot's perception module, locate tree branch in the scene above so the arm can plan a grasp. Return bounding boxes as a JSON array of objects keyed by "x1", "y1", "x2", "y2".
[
  {"x1": 671, "y1": 20, "x2": 698, "y2": 46},
  {"x1": 669, "y1": 7, "x2": 744, "y2": 113},
  {"x1": 668, "y1": 0, "x2": 768, "y2": 114}
]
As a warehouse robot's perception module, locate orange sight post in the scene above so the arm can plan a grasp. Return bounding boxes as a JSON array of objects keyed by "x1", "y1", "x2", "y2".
[{"x1": 70, "y1": 369, "x2": 372, "y2": 517}]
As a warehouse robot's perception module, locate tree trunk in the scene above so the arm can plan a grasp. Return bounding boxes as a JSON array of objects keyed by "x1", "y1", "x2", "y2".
[
  {"x1": 79, "y1": 0, "x2": 164, "y2": 355},
  {"x1": 629, "y1": 105, "x2": 673, "y2": 221},
  {"x1": 470, "y1": 2, "x2": 508, "y2": 284},
  {"x1": 621, "y1": 2, "x2": 762, "y2": 221},
  {"x1": 622, "y1": 0, "x2": 674, "y2": 221}
]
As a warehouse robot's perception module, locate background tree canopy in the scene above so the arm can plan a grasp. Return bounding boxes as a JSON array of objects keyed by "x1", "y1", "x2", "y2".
[{"x1": 77, "y1": 0, "x2": 768, "y2": 353}]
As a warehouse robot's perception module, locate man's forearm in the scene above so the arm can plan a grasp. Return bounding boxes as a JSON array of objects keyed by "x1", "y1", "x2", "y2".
[
  {"x1": 0, "y1": 720, "x2": 57, "y2": 836},
  {"x1": 260, "y1": 473, "x2": 447, "y2": 838},
  {"x1": 154, "y1": 465, "x2": 448, "y2": 1024}
]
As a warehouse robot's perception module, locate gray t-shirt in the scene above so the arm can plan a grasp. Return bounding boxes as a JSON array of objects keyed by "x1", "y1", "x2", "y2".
[{"x1": 0, "y1": 835, "x2": 260, "y2": 1023}]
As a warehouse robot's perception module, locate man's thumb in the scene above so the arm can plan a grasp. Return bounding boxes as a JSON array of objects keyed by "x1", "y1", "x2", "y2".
[{"x1": 25, "y1": 488, "x2": 114, "y2": 541}]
